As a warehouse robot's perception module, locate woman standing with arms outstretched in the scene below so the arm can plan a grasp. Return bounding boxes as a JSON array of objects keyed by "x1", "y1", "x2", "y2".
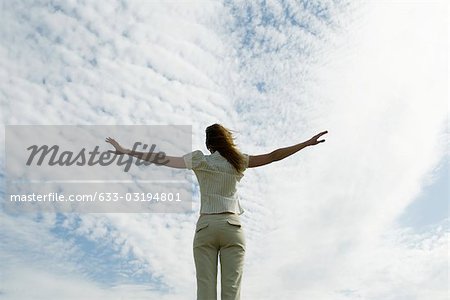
[{"x1": 106, "y1": 124, "x2": 328, "y2": 300}]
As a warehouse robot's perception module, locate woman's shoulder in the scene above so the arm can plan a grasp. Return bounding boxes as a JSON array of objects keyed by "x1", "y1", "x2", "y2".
[{"x1": 182, "y1": 150, "x2": 205, "y2": 170}]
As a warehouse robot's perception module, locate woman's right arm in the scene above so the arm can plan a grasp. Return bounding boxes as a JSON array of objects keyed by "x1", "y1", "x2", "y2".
[{"x1": 247, "y1": 130, "x2": 328, "y2": 168}]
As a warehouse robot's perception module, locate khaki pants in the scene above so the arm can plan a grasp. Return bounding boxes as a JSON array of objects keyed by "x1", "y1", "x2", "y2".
[{"x1": 193, "y1": 213, "x2": 246, "y2": 300}]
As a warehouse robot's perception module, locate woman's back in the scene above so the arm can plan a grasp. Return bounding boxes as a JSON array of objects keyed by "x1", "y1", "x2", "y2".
[{"x1": 183, "y1": 150, "x2": 249, "y2": 215}]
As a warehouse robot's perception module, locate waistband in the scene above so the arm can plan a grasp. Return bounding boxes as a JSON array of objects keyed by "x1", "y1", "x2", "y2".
[{"x1": 197, "y1": 212, "x2": 241, "y2": 222}]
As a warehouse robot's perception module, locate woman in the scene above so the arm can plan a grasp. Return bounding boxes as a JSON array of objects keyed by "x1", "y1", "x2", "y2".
[{"x1": 106, "y1": 124, "x2": 327, "y2": 300}]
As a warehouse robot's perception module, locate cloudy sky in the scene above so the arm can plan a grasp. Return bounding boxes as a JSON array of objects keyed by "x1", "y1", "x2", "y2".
[{"x1": 0, "y1": 0, "x2": 448, "y2": 299}]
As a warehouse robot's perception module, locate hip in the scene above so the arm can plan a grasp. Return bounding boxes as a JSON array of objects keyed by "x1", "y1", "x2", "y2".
[{"x1": 194, "y1": 212, "x2": 245, "y2": 249}]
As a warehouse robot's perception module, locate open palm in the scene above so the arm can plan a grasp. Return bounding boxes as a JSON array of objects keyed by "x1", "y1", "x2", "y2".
[
  {"x1": 308, "y1": 131, "x2": 328, "y2": 145},
  {"x1": 105, "y1": 137, "x2": 128, "y2": 154}
]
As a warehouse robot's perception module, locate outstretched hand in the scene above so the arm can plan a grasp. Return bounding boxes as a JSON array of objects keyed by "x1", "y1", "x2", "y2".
[
  {"x1": 105, "y1": 137, "x2": 129, "y2": 154},
  {"x1": 307, "y1": 130, "x2": 328, "y2": 146}
]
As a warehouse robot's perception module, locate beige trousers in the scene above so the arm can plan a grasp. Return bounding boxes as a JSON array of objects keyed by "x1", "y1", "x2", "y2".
[{"x1": 193, "y1": 213, "x2": 246, "y2": 300}]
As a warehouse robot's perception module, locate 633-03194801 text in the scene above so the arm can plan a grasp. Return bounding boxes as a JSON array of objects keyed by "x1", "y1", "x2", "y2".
[{"x1": 9, "y1": 192, "x2": 182, "y2": 202}]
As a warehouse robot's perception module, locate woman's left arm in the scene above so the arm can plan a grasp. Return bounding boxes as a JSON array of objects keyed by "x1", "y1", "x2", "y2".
[{"x1": 105, "y1": 137, "x2": 187, "y2": 169}]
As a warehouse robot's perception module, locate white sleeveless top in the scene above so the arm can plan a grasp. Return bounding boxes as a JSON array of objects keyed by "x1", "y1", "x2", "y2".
[{"x1": 182, "y1": 150, "x2": 249, "y2": 215}]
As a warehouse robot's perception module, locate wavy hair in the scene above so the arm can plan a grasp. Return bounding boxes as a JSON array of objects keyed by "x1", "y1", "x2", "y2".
[{"x1": 205, "y1": 123, "x2": 246, "y2": 174}]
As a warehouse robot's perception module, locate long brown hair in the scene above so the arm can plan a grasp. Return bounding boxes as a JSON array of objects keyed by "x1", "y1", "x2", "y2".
[{"x1": 205, "y1": 123, "x2": 246, "y2": 174}]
